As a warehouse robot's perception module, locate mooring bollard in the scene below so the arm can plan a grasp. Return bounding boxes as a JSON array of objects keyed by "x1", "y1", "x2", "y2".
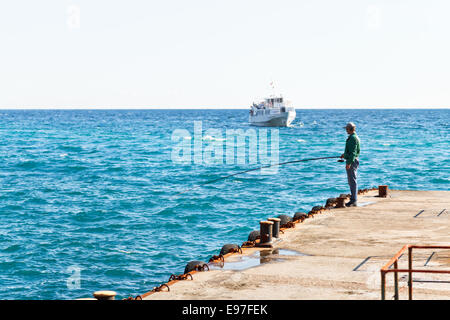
[
  {"x1": 93, "y1": 290, "x2": 117, "y2": 300},
  {"x1": 379, "y1": 185, "x2": 388, "y2": 197},
  {"x1": 268, "y1": 218, "x2": 281, "y2": 238},
  {"x1": 259, "y1": 221, "x2": 273, "y2": 245},
  {"x1": 336, "y1": 196, "x2": 346, "y2": 208}
]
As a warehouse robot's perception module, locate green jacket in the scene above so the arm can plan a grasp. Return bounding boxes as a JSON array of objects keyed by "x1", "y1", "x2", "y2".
[{"x1": 344, "y1": 133, "x2": 360, "y2": 165}]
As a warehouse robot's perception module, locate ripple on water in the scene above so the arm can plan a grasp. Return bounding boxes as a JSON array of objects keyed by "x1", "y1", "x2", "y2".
[{"x1": 1, "y1": 244, "x2": 22, "y2": 253}]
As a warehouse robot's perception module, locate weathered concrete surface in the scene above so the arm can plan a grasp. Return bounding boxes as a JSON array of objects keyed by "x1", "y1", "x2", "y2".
[{"x1": 145, "y1": 190, "x2": 450, "y2": 300}]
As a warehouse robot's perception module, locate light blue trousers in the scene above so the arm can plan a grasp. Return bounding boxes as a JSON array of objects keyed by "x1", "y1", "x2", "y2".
[{"x1": 346, "y1": 158, "x2": 359, "y2": 203}]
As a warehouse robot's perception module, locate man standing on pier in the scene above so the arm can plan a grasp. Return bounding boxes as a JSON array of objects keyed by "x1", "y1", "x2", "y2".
[{"x1": 340, "y1": 122, "x2": 360, "y2": 207}]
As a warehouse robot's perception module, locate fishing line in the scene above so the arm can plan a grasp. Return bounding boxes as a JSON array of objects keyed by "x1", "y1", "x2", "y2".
[{"x1": 173, "y1": 155, "x2": 341, "y2": 198}]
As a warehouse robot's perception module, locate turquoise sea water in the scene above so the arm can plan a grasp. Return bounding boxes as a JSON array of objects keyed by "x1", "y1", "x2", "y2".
[{"x1": 0, "y1": 109, "x2": 448, "y2": 299}]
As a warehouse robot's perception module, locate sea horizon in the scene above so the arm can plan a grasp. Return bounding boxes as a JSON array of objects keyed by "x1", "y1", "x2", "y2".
[{"x1": 0, "y1": 107, "x2": 449, "y2": 110}]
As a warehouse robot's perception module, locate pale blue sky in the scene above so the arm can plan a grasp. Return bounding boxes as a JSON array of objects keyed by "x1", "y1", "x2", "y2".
[{"x1": 1, "y1": 0, "x2": 449, "y2": 108}]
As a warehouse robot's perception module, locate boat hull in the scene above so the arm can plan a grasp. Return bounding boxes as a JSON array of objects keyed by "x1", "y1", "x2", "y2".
[{"x1": 249, "y1": 110, "x2": 296, "y2": 127}]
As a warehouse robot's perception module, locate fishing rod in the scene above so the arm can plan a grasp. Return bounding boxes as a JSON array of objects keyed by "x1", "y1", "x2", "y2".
[{"x1": 173, "y1": 155, "x2": 342, "y2": 198}]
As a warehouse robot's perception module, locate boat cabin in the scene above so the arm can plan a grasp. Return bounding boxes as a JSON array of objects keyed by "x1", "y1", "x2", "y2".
[{"x1": 266, "y1": 97, "x2": 283, "y2": 105}]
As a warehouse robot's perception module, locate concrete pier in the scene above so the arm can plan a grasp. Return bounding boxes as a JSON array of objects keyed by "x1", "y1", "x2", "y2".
[{"x1": 144, "y1": 190, "x2": 450, "y2": 300}]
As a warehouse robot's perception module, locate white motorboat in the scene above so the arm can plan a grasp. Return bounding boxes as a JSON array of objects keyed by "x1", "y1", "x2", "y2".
[{"x1": 249, "y1": 96, "x2": 296, "y2": 127}]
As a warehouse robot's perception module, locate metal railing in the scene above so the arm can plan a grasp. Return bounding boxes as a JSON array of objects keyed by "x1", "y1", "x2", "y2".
[{"x1": 380, "y1": 245, "x2": 450, "y2": 300}]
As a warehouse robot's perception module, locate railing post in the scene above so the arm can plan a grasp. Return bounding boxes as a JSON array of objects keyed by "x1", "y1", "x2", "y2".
[
  {"x1": 394, "y1": 261, "x2": 399, "y2": 300},
  {"x1": 408, "y1": 246, "x2": 413, "y2": 300},
  {"x1": 381, "y1": 271, "x2": 386, "y2": 300}
]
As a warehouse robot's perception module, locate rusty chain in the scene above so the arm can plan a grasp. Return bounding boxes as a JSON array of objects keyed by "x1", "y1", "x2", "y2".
[
  {"x1": 152, "y1": 283, "x2": 170, "y2": 292},
  {"x1": 209, "y1": 254, "x2": 225, "y2": 267},
  {"x1": 169, "y1": 273, "x2": 193, "y2": 282},
  {"x1": 227, "y1": 247, "x2": 243, "y2": 254},
  {"x1": 281, "y1": 221, "x2": 296, "y2": 229},
  {"x1": 241, "y1": 240, "x2": 256, "y2": 247},
  {"x1": 192, "y1": 263, "x2": 209, "y2": 272}
]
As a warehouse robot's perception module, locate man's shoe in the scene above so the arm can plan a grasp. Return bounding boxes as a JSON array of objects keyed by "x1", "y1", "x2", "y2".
[{"x1": 345, "y1": 201, "x2": 357, "y2": 207}]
